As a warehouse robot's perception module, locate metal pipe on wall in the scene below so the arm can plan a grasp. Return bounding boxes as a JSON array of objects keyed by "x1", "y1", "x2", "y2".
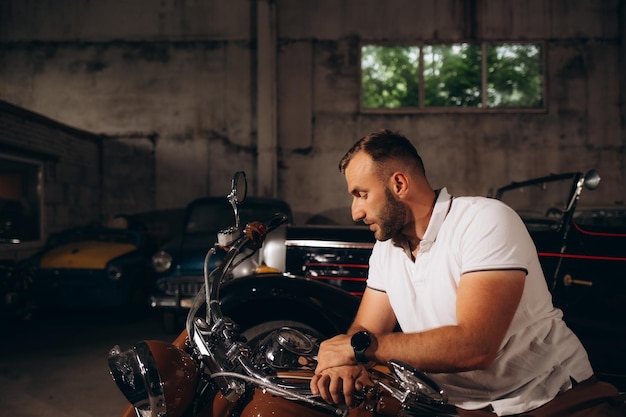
[{"x1": 256, "y1": 0, "x2": 277, "y2": 197}]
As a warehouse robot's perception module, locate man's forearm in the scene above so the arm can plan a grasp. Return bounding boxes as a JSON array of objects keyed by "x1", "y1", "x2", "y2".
[{"x1": 369, "y1": 325, "x2": 497, "y2": 373}]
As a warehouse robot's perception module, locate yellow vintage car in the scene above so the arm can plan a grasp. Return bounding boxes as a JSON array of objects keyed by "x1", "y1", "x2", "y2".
[{"x1": 27, "y1": 217, "x2": 159, "y2": 311}]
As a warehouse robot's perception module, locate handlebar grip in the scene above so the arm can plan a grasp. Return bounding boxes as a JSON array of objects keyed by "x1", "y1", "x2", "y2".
[
  {"x1": 245, "y1": 222, "x2": 267, "y2": 249},
  {"x1": 244, "y1": 213, "x2": 288, "y2": 249}
]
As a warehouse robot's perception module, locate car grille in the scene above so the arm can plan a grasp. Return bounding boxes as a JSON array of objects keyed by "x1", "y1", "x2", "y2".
[{"x1": 285, "y1": 240, "x2": 373, "y2": 296}]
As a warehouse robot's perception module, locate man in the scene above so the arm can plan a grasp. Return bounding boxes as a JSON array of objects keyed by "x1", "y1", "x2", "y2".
[{"x1": 310, "y1": 129, "x2": 624, "y2": 416}]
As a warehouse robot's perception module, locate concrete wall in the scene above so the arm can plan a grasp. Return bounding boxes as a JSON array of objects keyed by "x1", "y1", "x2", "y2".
[{"x1": 0, "y1": 0, "x2": 624, "y2": 225}]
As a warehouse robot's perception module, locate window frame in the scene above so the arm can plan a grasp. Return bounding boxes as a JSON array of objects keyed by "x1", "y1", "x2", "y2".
[{"x1": 359, "y1": 40, "x2": 547, "y2": 114}]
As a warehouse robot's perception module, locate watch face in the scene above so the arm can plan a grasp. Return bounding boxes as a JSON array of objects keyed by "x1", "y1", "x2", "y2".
[{"x1": 352, "y1": 331, "x2": 371, "y2": 350}]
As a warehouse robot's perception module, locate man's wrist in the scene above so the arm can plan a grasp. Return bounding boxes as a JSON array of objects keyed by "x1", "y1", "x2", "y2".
[{"x1": 350, "y1": 331, "x2": 377, "y2": 364}]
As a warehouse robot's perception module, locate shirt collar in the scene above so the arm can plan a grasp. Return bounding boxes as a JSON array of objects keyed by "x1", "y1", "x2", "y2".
[
  {"x1": 393, "y1": 187, "x2": 453, "y2": 256},
  {"x1": 421, "y1": 187, "x2": 453, "y2": 246}
]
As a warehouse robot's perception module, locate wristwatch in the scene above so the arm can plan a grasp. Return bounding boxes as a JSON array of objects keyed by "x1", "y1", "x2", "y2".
[{"x1": 350, "y1": 331, "x2": 371, "y2": 364}]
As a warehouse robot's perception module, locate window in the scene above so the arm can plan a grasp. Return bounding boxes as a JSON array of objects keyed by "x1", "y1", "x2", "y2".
[
  {"x1": 0, "y1": 154, "x2": 43, "y2": 244},
  {"x1": 361, "y1": 42, "x2": 544, "y2": 112}
]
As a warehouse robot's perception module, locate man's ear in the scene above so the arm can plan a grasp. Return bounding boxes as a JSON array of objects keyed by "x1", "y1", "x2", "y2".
[{"x1": 390, "y1": 172, "x2": 409, "y2": 197}]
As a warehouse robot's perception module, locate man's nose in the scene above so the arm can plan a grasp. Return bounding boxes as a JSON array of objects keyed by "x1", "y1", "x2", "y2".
[{"x1": 352, "y1": 200, "x2": 365, "y2": 222}]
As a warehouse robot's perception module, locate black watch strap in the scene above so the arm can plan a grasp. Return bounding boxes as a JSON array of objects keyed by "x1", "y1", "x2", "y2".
[{"x1": 351, "y1": 331, "x2": 371, "y2": 364}]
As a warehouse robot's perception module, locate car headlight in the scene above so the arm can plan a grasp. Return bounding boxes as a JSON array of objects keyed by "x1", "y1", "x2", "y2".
[
  {"x1": 152, "y1": 251, "x2": 173, "y2": 273},
  {"x1": 108, "y1": 340, "x2": 198, "y2": 417},
  {"x1": 107, "y1": 265, "x2": 123, "y2": 281}
]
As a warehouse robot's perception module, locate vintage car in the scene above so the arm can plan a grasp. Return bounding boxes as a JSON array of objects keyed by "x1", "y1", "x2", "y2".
[
  {"x1": 149, "y1": 195, "x2": 293, "y2": 332},
  {"x1": 493, "y1": 170, "x2": 625, "y2": 323},
  {"x1": 26, "y1": 216, "x2": 159, "y2": 312},
  {"x1": 282, "y1": 224, "x2": 374, "y2": 296},
  {"x1": 493, "y1": 170, "x2": 626, "y2": 389}
]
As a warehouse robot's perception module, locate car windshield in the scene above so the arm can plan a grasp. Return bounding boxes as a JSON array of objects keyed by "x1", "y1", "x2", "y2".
[
  {"x1": 185, "y1": 201, "x2": 289, "y2": 234},
  {"x1": 497, "y1": 177, "x2": 574, "y2": 231}
]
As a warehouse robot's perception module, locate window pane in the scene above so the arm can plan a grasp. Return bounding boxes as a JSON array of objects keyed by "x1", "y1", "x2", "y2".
[
  {"x1": 361, "y1": 45, "x2": 420, "y2": 109},
  {"x1": 423, "y1": 43, "x2": 482, "y2": 107},
  {"x1": 487, "y1": 44, "x2": 543, "y2": 108},
  {"x1": 0, "y1": 155, "x2": 42, "y2": 243},
  {"x1": 360, "y1": 42, "x2": 544, "y2": 112}
]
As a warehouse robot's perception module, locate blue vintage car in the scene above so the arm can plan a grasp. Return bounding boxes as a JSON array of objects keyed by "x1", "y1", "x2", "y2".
[{"x1": 150, "y1": 195, "x2": 293, "y2": 331}]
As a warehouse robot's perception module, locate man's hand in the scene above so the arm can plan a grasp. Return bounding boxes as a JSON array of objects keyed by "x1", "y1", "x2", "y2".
[
  {"x1": 314, "y1": 334, "x2": 356, "y2": 373},
  {"x1": 310, "y1": 365, "x2": 372, "y2": 406}
]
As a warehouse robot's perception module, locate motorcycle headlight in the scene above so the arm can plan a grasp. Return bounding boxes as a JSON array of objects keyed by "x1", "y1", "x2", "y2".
[
  {"x1": 108, "y1": 340, "x2": 198, "y2": 417},
  {"x1": 152, "y1": 251, "x2": 173, "y2": 273}
]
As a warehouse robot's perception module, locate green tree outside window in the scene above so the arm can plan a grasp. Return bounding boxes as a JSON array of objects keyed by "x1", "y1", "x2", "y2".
[
  {"x1": 423, "y1": 44, "x2": 482, "y2": 107},
  {"x1": 361, "y1": 42, "x2": 543, "y2": 110},
  {"x1": 487, "y1": 44, "x2": 543, "y2": 108},
  {"x1": 361, "y1": 45, "x2": 420, "y2": 108}
]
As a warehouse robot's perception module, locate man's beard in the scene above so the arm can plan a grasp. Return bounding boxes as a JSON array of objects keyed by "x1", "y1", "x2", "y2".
[{"x1": 375, "y1": 187, "x2": 409, "y2": 241}]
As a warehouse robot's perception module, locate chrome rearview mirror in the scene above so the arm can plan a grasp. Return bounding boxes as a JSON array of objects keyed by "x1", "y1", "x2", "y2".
[
  {"x1": 566, "y1": 169, "x2": 601, "y2": 213},
  {"x1": 583, "y1": 169, "x2": 601, "y2": 190},
  {"x1": 229, "y1": 171, "x2": 247, "y2": 205},
  {"x1": 228, "y1": 171, "x2": 247, "y2": 229},
  {"x1": 218, "y1": 171, "x2": 248, "y2": 246}
]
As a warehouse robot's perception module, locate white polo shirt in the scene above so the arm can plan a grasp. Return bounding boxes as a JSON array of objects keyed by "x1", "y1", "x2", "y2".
[{"x1": 367, "y1": 188, "x2": 593, "y2": 416}]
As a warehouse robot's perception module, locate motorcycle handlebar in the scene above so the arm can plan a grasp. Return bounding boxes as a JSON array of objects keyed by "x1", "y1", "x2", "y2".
[
  {"x1": 186, "y1": 211, "x2": 290, "y2": 339},
  {"x1": 244, "y1": 213, "x2": 289, "y2": 249},
  {"x1": 265, "y1": 212, "x2": 289, "y2": 232},
  {"x1": 190, "y1": 211, "x2": 293, "y2": 399}
]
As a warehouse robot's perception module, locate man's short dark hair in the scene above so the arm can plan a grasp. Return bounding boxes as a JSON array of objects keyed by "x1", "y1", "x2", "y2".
[{"x1": 339, "y1": 129, "x2": 426, "y2": 178}]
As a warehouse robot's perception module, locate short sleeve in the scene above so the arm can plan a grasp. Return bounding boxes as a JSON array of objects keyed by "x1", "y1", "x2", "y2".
[
  {"x1": 456, "y1": 199, "x2": 533, "y2": 275},
  {"x1": 365, "y1": 241, "x2": 388, "y2": 292}
]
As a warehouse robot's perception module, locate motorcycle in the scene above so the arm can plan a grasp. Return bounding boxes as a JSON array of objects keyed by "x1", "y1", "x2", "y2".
[{"x1": 108, "y1": 171, "x2": 458, "y2": 417}]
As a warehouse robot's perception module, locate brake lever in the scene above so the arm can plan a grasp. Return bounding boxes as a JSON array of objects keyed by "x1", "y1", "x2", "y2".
[{"x1": 265, "y1": 213, "x2": 289, "y2": 232}]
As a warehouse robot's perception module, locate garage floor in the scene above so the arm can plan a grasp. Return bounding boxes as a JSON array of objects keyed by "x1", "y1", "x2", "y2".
[{"x1": 0, "y1": 309, "x2": 171, "y2": 417}]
